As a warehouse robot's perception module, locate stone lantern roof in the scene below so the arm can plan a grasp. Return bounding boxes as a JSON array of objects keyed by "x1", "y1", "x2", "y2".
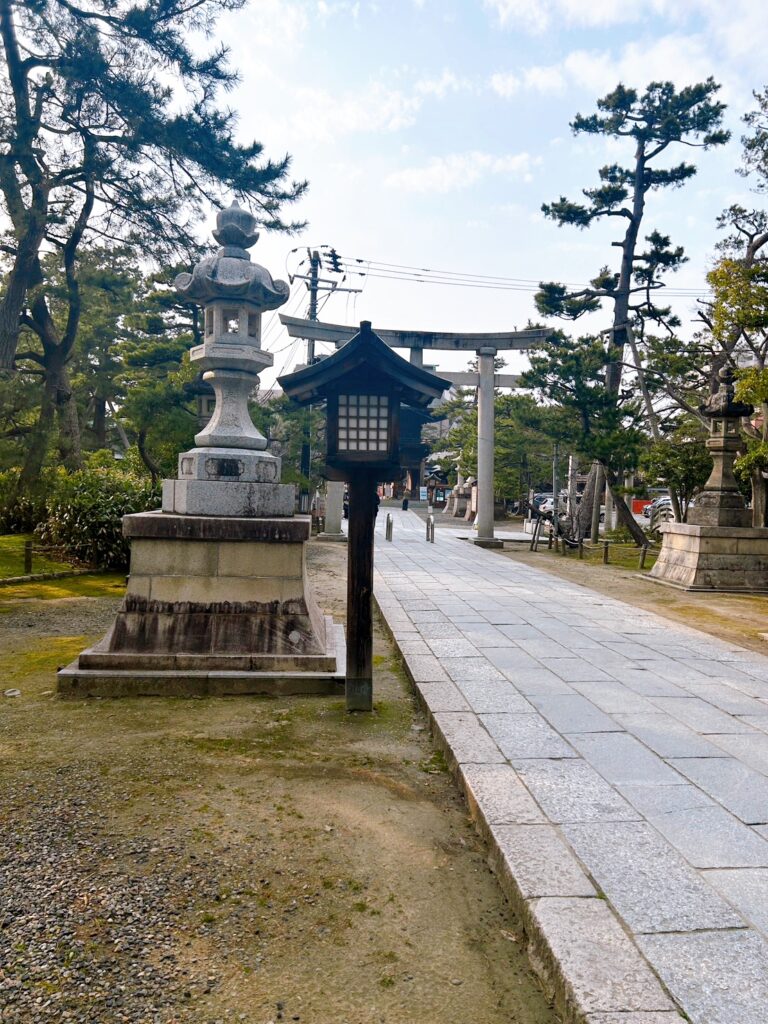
[{"x1": 174, "y1": 202, "x2": 289, "y2": 310}]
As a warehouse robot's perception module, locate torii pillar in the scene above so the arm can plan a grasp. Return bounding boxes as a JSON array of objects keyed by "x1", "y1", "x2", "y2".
[{"x1": 474, "y1": 346, "x2": 502, "y2": 547}]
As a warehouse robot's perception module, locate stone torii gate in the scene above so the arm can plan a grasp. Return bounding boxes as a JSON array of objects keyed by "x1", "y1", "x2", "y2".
[{"x1": 280, "y1": 315, "x2": 551, "y2": 545}]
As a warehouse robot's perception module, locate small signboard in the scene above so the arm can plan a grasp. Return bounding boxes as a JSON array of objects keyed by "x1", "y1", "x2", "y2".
[{"x1": 419, "y1": 486, "x2": 428, "y2": 501}]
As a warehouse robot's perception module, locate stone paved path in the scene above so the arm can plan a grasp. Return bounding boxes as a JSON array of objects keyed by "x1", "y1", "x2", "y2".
[{"x1": 373, "y1": 509, "x2": 768, "y2": 1024}]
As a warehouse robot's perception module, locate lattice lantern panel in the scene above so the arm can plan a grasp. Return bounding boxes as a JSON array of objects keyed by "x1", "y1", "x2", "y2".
[{"x1": 337, "y1": 394, "x2": 390, "y2": 453}]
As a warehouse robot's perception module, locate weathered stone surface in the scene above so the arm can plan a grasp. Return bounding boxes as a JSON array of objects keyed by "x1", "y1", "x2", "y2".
[
  {"x1": 124, "y1": 511, "x2": 309, "y2": 542},
  {"x1": 481, "y1": 712, "x2": 577, "y2": 759},
  {"x1": 177, "y1": 446, "x2": 280, "y2": 482},
  {"x1": 644, "y1": 804, "x2": 768, "y2": 867},
  {"x1": 432, "y1": 712, "x2": 505, "y2": 764},
  {"x1": 460, "y1": 763, "x2": 545, "y2": 824},
  {"x1": 638, "y1": 930, "x2": 768, "y2": 1024},
  {"x1": 528, "y1": 898, "x2": 675, "y2": 1014},
  {"x1": 650, "y1": 695, "x2": 756, "y2": 733},
  {"x1": 563, "y1": 821, "x2": 744, "y2": 933},
  {"x1": 617, "y1": 712, "x2": 729, "y2": 757},
  {"x1": 706, "y1": 868, "x2": 768, "y2": 936},
  {"x1": 513, "y1": 760, "x2": 638, "y2": 823},
  {"x1": 455, "y1": 678, "x2": 535, "y2": 713},
  {"x1": 414, "y1": 680, "x2": 470, "y2": 712},
  {"x1": 617, "y1": 783, "x2": 715, "y2": 816},
  {"x1": 650, "y1": 522, "x2": 768, "y2": 592},
  {"x1": 530, "y1": 694, "x2": 622, "y2": 733},
  {"x1": 668, "y1": 757, "x2": 768, "y2": 823},
  {"x1": 494, "y1": 824, "x2": 595, "y2": 898},
  {"x1": 566, "y1": 732, "x2": 682, "y2": 786},
  {"x1": 569, "y1": 680, "x2": 655, "y2": 715},
  {"x1": 162, "y1": 479, "x2": 295, "y2": 517}
]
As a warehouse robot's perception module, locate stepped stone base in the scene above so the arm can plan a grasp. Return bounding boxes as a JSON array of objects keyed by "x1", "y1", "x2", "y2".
[
  {"x1": 57, "y1": 511, "x2": 344, "y2": 697},
  {"x1": 648, "y1": 522, "x2": 768, "y2": 592}
]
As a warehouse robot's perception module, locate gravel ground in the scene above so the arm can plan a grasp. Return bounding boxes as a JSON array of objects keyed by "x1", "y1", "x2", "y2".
[{"x1": 0, "y1": 552, "x2": 556, "y2": 1024}]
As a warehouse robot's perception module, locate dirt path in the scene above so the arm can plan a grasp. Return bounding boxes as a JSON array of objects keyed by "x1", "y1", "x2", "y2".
[
  {"x1": 498, "y1": 542, "x2": 768, "y2": 654},
  {"x1": 0, "y1": 543, "x2": 556, "y2": 1024}
]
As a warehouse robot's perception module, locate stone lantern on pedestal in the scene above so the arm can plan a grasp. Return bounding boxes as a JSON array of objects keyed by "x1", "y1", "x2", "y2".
[
  {"x1": 650, "y1": 367, "x2": 768, "y2": 591},
  {"x1": 58, "y1": 204, "x2": 343, "y2": 697}
]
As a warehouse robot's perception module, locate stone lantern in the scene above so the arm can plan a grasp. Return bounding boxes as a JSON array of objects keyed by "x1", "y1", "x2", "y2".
[
  {"x1": 164, "y1": 202, "x2": 292, "y2": 515},
  {"x1": 58, "y1": 204, "x2": 343, "y2": 697},
  {"x1": 650, "y1": 366, "x2": 768, "y2": 592}
]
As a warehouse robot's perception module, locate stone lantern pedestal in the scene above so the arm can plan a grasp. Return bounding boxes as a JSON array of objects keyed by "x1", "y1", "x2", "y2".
[
  {"x1": 649, "y1": 368, "x2": 768, "y2": 592},
  {"x1": 58, "y1": 204, "x2": 344, "y2": 697}
]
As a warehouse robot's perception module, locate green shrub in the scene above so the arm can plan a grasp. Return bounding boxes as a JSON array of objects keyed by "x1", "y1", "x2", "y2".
[
  {"x1": 37, "y1": 462, "x2": 160, "y2": 568},
  {"x1": 0, "y1": 471, "x2": 49, "y2": 533}
]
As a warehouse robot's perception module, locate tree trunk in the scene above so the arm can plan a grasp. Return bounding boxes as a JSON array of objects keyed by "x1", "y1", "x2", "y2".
[
  {"x1": 752, "y1": 468, "x2": 767, "y2": 528},
  {"x1": 602, "y1": 463, "x2": 648, "y2": 546},
  {"x1": 56, "y1": 366, "x2": 82, "y2": 470},
  {"x1": 16, "y1": 375, "x2": 57, "y2": 493},
  {"x1": 92, "y1": 395, "x2": 107, "y2": 449},
  {"x1": 574, "y1": 463, "x2": 597, "y2": 541}
]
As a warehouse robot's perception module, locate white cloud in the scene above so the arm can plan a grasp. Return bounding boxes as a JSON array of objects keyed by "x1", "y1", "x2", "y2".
[
  {"x1": 491, "y1": 34, "x2": 717, "y2": 104},
  {"x1": 285, "y1": 81, "x2": 423, "y2": 142},
  {"x1": 385, "y1": 151, "x2": 540, "y2": 193},
  {"x1": 414, "y1": 69, "x2": 471, "y2": 98}
]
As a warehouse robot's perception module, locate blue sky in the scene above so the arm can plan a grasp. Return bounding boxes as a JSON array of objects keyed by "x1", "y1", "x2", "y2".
[{"x1": 206, "y1": 0, "x2": 765, "y2": 383}]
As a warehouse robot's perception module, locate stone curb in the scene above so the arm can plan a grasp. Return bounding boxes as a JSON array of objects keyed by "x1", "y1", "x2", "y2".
[{"x1": 373, "y1": 590, "x2": 683, "y2": 1024}]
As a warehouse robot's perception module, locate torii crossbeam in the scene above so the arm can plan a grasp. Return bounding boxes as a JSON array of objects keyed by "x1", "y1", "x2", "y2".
[{"x1": 280, "y1": 315, "x2": 552, "y2": 544}]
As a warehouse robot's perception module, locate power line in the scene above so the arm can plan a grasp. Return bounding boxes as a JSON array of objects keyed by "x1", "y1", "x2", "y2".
[{"x1": 328, "y1": 252, "x2": 712, "y2": 299}]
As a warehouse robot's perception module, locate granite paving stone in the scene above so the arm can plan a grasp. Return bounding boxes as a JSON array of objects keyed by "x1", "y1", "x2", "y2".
[
  {"x1": 414, "y1": 620, "x2": 464, "y2": 638},
  {"x1": 479, "y1": 646, "x2": 541, "y2": 674},
  {"x1": 530, "y1": 694, "x2": 622, "y2": 733},
  {"x1": 494, "y1": 824, "x2": 596, "y2": 898},
  {"x1": 481, "y1": 712, "x2": 577, "y2": 759},
  {"x1": 563, "y1": 821, "x2": 744, "y2": 933},
  {"x1": 460, "y1": 763, "x2": 545, "y2": 824},
  {"x1": 425, "y1": 637, "x2": 481, "y2": 658},
  {"x1": 530, "y1": 898, "x2": 675, "y2": 1013},
  {"x1": 668, "y1": 757, "x2": 768, "y2": 824},
  {"x1": 431, "y1": 712, "x2": 505, "y2": 764},
  {"x1": 507, "y1": 668, "x2": 576, "y2": 696},
  {"x1": 617, "y1": 783, "x2": 716, "y2": 816},
  {"x1": 404, "y1": 654, "x2": 451, "y2": 683},
  {"x1": 569, "y1": 680, "x2": 656, "y2": 714},
  {"x1": 650, "y1": 696, "x2": 758, "y2": 734},
  {"x1": 414, "y1": 680, "x2": 470, "y2": 712},
  {"x1": 455, "y1": 678, "x2": 535, "y2": 714},
  {"x1": 566, "y1": 732, "x2": 683, "y2": 786},
  {"x1": 614, "y1": 669, "x2": 689, "y2": 698},
  {"x1": 708, "y1": 730, "x2": 768, "y2": 774},
  {"x1": 643, "y1": 804, "x2": 768, "y2": 867},
  {"x1": 616, "y1": 713, "x2": 730, "y2": 758},
  {"x1": 440, "y1": 656, "x2": 509, "y2": 683},
  {"x1": 513, "y1": 760, "x2": 639, "y2": 823},
  {"x1": 541, "y1": 657, "x2": 615, "y2": 682},
  {"x1": 638, "y1": 930, "x2": 768, "y2": 1024},
  {"x1": 705, "y1": 868, "x2": 768, "y2": 936},
  {"x1": 674, "y1": 681, "x2": 767, "y2": 715}
]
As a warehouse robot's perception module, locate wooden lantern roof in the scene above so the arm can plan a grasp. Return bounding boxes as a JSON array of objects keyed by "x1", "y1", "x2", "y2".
[{"x1": 278, "y1": 321, "x2": 451, "y2": 407}]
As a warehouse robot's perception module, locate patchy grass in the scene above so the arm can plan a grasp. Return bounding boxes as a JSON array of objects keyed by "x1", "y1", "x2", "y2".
[
  {"x1": 535, "y1": 540, "x2": 658, "y2": 572},
  {"x1": 0, "y1": 573, "x2": 125, "y2": 602},
  {"x1": 0, "y1": 534, "x2": 73, "y2": 579}
]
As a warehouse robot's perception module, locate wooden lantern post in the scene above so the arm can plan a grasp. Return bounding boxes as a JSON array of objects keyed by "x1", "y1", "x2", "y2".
[{"x1": 279, "y1": 322, "x2": 449, "y2": 712}]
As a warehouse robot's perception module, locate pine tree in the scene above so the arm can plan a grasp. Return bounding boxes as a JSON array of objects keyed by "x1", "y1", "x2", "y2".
[{"x1": 0, "y1": 0, "x2": 306, "y2": 487}]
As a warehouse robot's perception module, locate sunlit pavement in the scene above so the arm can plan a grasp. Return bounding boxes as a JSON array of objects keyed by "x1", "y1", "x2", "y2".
[{"x1": 373, "y1": 509, "x2": 768, "y2": 1024}]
